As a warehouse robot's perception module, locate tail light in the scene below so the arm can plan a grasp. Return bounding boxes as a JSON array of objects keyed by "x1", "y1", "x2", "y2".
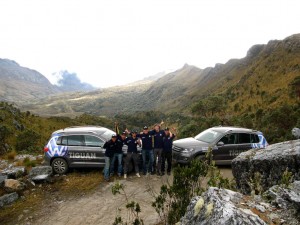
[{"x1": 44, "y1": 147, "x2": 49, "y2": 152}]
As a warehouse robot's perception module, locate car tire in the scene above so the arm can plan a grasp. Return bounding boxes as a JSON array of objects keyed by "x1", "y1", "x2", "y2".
[{"x1": 51, "y1": 158, "x2": 68, "y2": 174}]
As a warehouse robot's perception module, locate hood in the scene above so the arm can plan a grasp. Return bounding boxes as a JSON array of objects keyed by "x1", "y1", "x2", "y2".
[{"x1": 173, "y1": 137, "x2": 209, "y2": 148}]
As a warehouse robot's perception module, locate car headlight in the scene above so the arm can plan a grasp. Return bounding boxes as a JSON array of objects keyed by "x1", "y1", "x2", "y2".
[{"x1": 182, "y1": 148, "x2": 195, "y2": 153}]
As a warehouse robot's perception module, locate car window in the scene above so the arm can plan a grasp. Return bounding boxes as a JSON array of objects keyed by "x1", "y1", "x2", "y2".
[
  {"x1": 219, "y1": 133, "x2": 238, "y2": 144},
  {"x1": 250, "y1": 134, "x2": 259, "y2": 143},
  {"x1": 84, "y1": 135, "x2": 104, "y2": 147},
  {"x1": 238, "y1": 133, "x2": 251, "y2": 144},
  {"x1": 61, "y1": 136, "x2": 68, "y2": 145},
  {"x1": 195, "y1": 129, "x2": 223, "y2": 143},
  {"x1": 67, "y1": 135, "x2": 85, "y2": 146}
]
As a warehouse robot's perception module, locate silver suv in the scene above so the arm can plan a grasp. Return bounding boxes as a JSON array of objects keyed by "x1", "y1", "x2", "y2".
[
  {"x1": 172, "y1": 126, "x2": 268, "y2": 165},
  {"x1": 44, "y1": 126, "x2": 116, "y2": 174}
]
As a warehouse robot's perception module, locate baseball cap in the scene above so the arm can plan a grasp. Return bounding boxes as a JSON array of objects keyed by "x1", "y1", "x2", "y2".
[
  {"x1": 143, "y1": 126, "x2": 148, "y2": 130},
  {"x1": 112, "y1": 134, "x2": 117, "y2": 138}
]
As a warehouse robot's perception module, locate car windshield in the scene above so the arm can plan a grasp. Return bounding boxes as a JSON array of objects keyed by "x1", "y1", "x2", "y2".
[
  {"x1": 194, "y1": 129, "x2": 223, "y2": 143},
  {"x1": 101, "y1": 129, "x2": 116, "y2": 141}
]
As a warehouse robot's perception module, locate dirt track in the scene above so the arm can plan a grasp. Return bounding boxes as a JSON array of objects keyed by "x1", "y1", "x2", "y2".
[{"x1": 32, "y1": 174, "x2": 173, "y2": 225}]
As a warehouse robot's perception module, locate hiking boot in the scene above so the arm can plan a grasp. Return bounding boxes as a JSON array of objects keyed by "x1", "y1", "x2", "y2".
[
  {"x1": 136, "y1": 173, "x2": 140, "y2": 178},
  {"x1": 124, "y1": 174, "x2": 127, "y2": 179}
]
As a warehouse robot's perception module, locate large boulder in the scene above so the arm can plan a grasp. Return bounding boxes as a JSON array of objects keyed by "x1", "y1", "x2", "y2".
[
  {"x1": 0, "y1": 192, "x2": 19, "y2": 208},
  {"x1": 1, "y1": 166, "x2": 26, "y2": 179},
  {"x1": 179, "y1": 187, "x2": 267, "y2": 225},
  {"x1": 232, "y1": 140, "x2": 300, "y2": 194},
  {"x1": 29, "y1": 166, "x2": 52, "y2": 182}
]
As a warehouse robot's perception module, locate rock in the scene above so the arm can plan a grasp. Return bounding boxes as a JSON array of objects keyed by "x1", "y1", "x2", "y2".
[
  {"x1": 232, "y1": 140, "x2": 300, "y2": 194},
  {"x1": 29, "y1": 166, "x2": 52, "y2": 182},
  {"x1": 180, "y1": 187, "x2": 266, "y2": 225},
  {"x1": 0, "y1": 159, "x2": 9, "y2": 169},
  {"x1": 1, "y1": 166, "x2": 26, "y2": 179},
  {"x1": 0, "y1": 192, "x2": 19, "y2": 208},
  {"x1": 264, "y1": 180, "x2": 300, "y2": 211},
  {"x1": 4, "y1": 179, "x2": 26, "y2": 192},
  {"x1": 0, "y1": 174, "x2": 8, "y2": 187}
]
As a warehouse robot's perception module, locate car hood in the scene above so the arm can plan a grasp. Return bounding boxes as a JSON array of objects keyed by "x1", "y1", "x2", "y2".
[{"x1": 173, "y1": 137, "x2": 209, "y2": 148}]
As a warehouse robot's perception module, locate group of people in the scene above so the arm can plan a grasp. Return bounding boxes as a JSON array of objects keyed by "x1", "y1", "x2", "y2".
[{"x1": 103, "y1": 122, "x2": 176, "y2": 181}]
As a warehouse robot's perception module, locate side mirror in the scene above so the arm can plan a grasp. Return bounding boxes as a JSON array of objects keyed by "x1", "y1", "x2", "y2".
[{"x1": 217, "y1": 141, "x2": 224, "y2": 146}]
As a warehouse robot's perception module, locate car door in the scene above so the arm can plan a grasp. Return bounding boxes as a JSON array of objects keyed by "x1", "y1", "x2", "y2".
[
  {"x1": 83, "y1": 134, "x2": 106, "y2": 167},
  {"x1": 213, "y1": 133, "x2": 238, "y2": 162},
  {"x1": 64, "y1": 135, "x2": 86, "y2": 167}
]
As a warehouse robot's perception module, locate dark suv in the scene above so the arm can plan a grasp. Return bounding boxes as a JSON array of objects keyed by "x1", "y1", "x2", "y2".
[
  {"x1": 44, "y1": 126, "x2": 141, "y2": 174},
  {"x1": 172, "y1": 126, "x2": 268, "y2": 165}
]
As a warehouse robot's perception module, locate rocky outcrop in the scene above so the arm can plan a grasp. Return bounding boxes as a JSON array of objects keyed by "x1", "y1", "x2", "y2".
[
  {"x1": 232, "y1": 140, "x2": 300, "y2": 194},
  {"x1": 0, "y1": 192, "x2": 19, "y2": 208},
  {"x1": 29, "y1": 166, "x2": 53, "y2": 182},
  {"x1": 179, "y1": 187, "x2": 267, "y2": 225}
]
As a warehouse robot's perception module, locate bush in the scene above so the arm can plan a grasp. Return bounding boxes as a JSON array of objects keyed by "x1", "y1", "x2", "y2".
[{"x1": 15, "y1": 129, "x2": 42, "y2": 153}]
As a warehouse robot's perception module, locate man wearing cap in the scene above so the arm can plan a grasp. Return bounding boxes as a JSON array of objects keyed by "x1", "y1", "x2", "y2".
[
  {"x1": 138, "y1": 126, "x2": 154, "y2": 175},
  {"x1": 149, "y1": 121, "x2": 165, "y2": 175},
  {"x1": 110, "y1": 123, "x2": 127, "y2": 177},
  {"x1": 103, "y1": 134, "x2": 118, "y2": 181},
  {"x1": 123, "y1": 130, "x2": 141, "y2": 178},
  {"x1": 161, "y1": 127, "x2": 176, "y2": 176}
]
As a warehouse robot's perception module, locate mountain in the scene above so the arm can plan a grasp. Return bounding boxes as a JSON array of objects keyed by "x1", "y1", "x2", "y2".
[
  {"x1": 0, "y1": 59, "x2": 61, "y2": 102},
  {"x1": 17, "y1": 34, "x2": 300, "y2": 117}
]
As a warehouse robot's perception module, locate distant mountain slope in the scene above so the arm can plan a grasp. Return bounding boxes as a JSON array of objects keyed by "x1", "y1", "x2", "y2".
[
  {"x1": 0, "y1": 59, "x2": 61, "y2": 102},
  {"x1": 20, "y1": 34, "x2": 300, "y2": 117}
]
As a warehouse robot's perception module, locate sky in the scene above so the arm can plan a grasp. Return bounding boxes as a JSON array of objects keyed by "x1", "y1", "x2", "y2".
[{"x1": 0, "y1": 0, "x2": 299, "y2": 88}]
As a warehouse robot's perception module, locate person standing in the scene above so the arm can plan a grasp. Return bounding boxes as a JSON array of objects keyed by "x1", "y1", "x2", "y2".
[
  {"x1": 149, "y1": 122, "x2": 165, "y2": 175},
  {"x1": 110, "y1": 123, "x2": 127, "y2": 177},
  {"x1": 123, "y1": 130, "x2": 141, "y2": 178},
  {"x1": 138, "y1": 126, "x2": 154, "y2": 175},
  {"x1": 103, "y1": 134, "x2": 118, "y2": 182},
  {"x1": 161, "y1": 127, "x2": 176, "y2": 176}
]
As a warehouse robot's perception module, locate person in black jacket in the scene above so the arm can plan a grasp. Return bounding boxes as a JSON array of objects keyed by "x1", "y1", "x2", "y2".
[
  {"x1": 123, "y1": 130, "x2": 141, "y2": 178},
  {"x1": 161, "y1": 127, "x2": 176, "y2": 176},
  {"x1": 138, "y1": 126, "x2": 154, "y2": 175},
  {"x1": 110, "y1": 123, "x2": 127, "y2": 177},
  {"x1": 149, "y1": 121, "x2": 165, "y2": 175},
  {"x1": 103, "y1": 134, "x2": 118, "y2": 181}
]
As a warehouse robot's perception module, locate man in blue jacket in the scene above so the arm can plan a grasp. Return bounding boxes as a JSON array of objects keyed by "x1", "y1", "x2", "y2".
[
  {"x1": 161, "y1": 127, "x2": 176, "y2": 176},
  {"x1": 149, "y1": 122, "x2": 165, "y2": 175},
  {"x1": 123, "y1": 130, "x2": 141, "y2": 178},
  {"x1": 110, "y1": 123, "x2": 127, "y2": 177},
  {"x1": 138, "y1": 126, "x2": 154, "y2": 175},
  {"x1": 103, "y1": 134, "x2": 118, "y2": 181}
]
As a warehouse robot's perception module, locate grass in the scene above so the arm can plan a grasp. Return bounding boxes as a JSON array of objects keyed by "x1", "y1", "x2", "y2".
[{"x1": 0, "y1": 169, "x2": 104, "y2": 225}]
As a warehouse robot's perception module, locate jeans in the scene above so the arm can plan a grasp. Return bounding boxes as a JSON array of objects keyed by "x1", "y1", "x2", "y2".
[
  {"x1": 153, "y1": 148, "x2": 163, "y2": 173},
  {"x1": 103, "y1": 156, "x2": 112, "y2": 180},
  {"x1": 110, "y1": 153, "x2": 123, "y2": 175},
  {"x1": 124, "y1": 152, "x2": 139, "y2": 174},
  {"x1": 142, "y1": 149, "x2": 154, "y2": 174}
]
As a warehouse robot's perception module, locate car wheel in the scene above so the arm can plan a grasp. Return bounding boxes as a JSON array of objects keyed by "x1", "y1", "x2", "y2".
[{"x1": 52, "y1": 158, "x2": 68, "y2": 174}]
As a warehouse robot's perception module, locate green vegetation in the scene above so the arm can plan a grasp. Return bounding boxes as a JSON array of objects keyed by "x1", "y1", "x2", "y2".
[
  {"x1": 0, "y1": 102, "x2": 114, "y2": 156},
  {"x1": 152, "y1": 149, "x2": 234, "y2": 224}
]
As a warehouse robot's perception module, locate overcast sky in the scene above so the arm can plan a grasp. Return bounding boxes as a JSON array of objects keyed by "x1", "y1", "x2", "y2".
[{"x1": 0, "y1": 0, "x2": 299, "y2": 88}]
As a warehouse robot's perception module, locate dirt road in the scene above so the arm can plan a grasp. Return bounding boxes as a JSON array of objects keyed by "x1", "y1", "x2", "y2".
[{"x1": 32, "y1": 174, "x2": 173, "y2": 225}]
